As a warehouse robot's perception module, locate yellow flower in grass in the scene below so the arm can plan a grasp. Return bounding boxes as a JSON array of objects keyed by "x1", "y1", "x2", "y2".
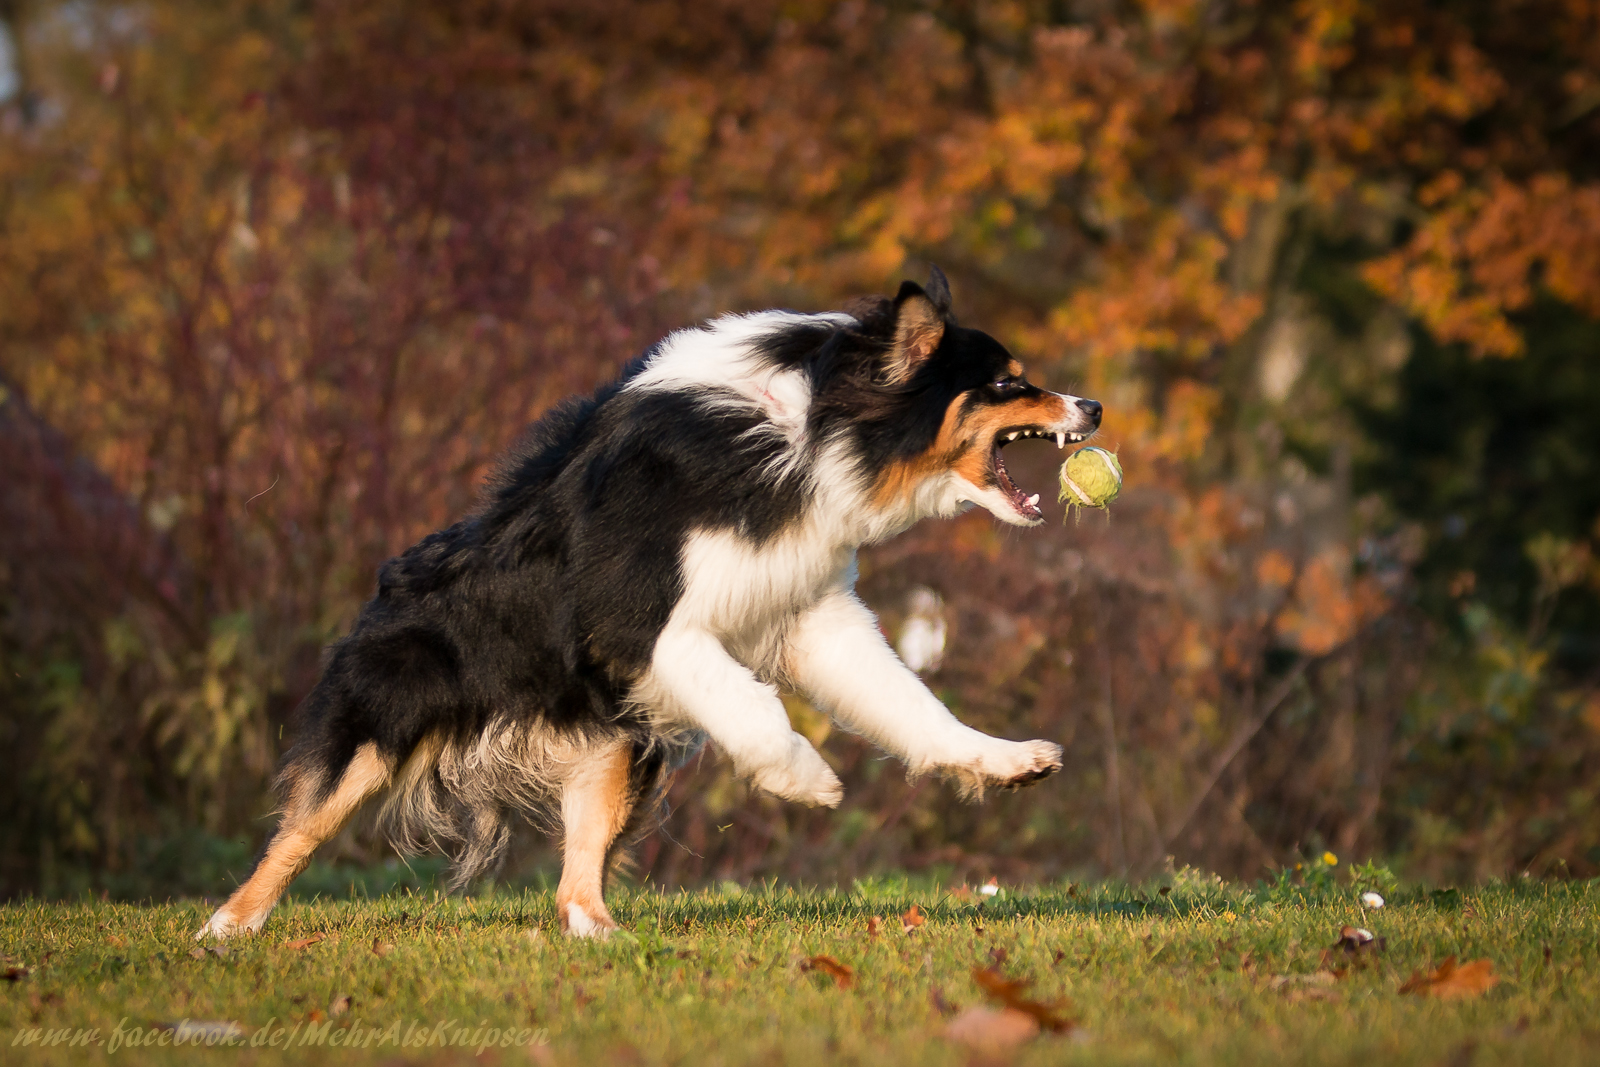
[{"x1": 1323, "y1": 852, "x2": 1338, "y2": 867}]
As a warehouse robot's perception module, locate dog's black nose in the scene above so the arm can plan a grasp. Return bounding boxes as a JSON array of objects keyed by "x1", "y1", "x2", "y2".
[{"x1": 1076, "y1": 398, "x2": 1103, "y2": 426}]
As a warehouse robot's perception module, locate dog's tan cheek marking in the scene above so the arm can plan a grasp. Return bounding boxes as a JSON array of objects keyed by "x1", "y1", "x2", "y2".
[
  {"x1": 1007, "y1": 359, "x2": 1023, "y2": 378},
  {"x1": 555, "y1": 740, "x2": 633, "y2": 934},
  {"x1": 870, "y1": 391, "x2": 979, "y2": 508},
  {"x1": 218, "y1": 743, "x2": 392, "y2": 928}
]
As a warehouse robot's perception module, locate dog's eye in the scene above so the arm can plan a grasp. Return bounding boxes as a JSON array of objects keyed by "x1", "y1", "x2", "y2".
[{"x1": 991, "y1": 376, "x2": 1021, "y2": 394}]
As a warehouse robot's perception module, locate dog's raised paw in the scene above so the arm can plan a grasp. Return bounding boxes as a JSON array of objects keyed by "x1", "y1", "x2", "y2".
[
  {"x1": 748, "y1": 738, "x2": 844, "y2": 808},
  {"x1": 984, "y1": 739, "x2": 1064, "y2": 790}
]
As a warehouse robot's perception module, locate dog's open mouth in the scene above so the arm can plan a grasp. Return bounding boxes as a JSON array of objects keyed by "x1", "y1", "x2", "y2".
[{"x1": 993, "y1": 427, "x2": 1090, "y2": 521}]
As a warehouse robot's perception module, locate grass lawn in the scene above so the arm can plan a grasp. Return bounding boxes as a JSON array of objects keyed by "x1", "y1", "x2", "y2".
[{"x1": 3, "y1": 874, "x2": 1597, "y2": 1065}]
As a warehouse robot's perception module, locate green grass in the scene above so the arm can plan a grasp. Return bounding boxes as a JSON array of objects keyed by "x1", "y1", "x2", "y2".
[{"x1": 3, "y1": 875, "x2": 1598, "y2": 1065}]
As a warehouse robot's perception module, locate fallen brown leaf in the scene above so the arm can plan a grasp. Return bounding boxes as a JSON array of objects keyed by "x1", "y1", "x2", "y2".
[
  {"x1": 866, "y1": 916, "x2": 882, "y2": 939},
  {"x1": 901, "y1": 904, "x2": 925, "y2": 934},
  {"x1": 971, "y1": 967, "x2": 1073, "y2": 1032},
  {"x1": 950, "y1": 886, "x2": 975, "y2": 903},
  {"x1": 2, "y1": 966, "x2": 31, "y2": 981},
  {"x1": 1399, "y1": 956, "x2": 1499, "y2": 999},
  {"x1": 930, "y1": 987, "x2": 960, "y2": 1017},
  {"x1": 328, "y1": 995, "x2": 351, "y2": 1017},
  {"x1": 371, "y1": 938, "x2": 393, "y2": 957},
  {"x1": 943, "y1": 1006, "x2": 1040, "y2": 1055},
  {"x1": 801, "y1": 954, "x2": 855, "y2": 989},
  {"x1": 283, "y1": 935, "x2": 324, "y2": 950}
]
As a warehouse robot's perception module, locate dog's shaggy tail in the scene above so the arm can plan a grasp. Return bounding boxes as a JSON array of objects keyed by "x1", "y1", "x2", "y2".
[{"x1": 376, "y1": 718, "x2": 679, "y2": 891}]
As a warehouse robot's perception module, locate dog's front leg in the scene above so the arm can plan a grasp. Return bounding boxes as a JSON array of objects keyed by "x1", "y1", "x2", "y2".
[
  {"x1": 642, "y1": 622, "x2": 844, "y2": 808},
  {"x1": 785, "y1": 590, "x2": 1063, "y2": 797}
]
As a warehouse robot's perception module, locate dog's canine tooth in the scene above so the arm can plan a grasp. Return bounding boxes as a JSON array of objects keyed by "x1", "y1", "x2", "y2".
[
  {"x1": 1026, "y1": 493, "x2": 1040, "y2": 506},
  {"x1": 1056, "y1": 432, "x2": 1065, "y2": 448},
  {"x1": 1006, "y1": 432, "x2": 1018, "y2": 441}
]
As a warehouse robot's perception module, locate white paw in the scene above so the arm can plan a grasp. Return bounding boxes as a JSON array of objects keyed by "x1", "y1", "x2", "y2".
[
  {"x1": 978, "y1": 739, "x2": 1064, "y2": 788},
  {"x1": 746, "y1": 733, "x2": 844, "y2": 808},
  {"x1": 934, "y1": 738, "x2": 1063, "y2": 799},
  {"x1": 561, "y1": 902, "x2": 617, "y2": 939},
  {"x1": 195, "y1": 910, "x2": 248, "y2": 941}
]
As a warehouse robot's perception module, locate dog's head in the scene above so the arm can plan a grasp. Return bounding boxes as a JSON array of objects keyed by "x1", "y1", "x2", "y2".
[{"x1": 837, "y1": 268, "x2": 1102, "y2": 527}]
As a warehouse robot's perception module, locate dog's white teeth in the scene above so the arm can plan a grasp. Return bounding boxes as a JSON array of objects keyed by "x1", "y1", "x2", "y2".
[
  {"x1": 1056, "y1": 432, "x2": 1066, "y2": 448},
  {"x1": 1026, "y1": 494, "x2": 1040, "y2": 507},
  {"x1": 1006, "y1": 432, "x2": 1018, "y2": 441}
]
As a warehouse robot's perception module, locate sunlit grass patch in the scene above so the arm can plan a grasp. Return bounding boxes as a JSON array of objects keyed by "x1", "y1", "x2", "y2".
[{"x1": 2, "y1": 878, "x2": 1597, "y2": 1065}]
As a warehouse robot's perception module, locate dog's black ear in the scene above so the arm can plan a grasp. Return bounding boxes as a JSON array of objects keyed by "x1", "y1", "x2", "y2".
[
  {"x1": 885, "y1": 276, "x2": 948, "y2": 384},
  {"x1": 924, "y1": 265, "x2": 952, "y2": 315}
]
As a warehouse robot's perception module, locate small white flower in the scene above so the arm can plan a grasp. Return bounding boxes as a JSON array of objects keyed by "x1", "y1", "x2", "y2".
[
  {"x1": 1361, "y1": 892, "x2": 1385, "y2": 909},
  {"x1": 979, "y1": 880, "x2": 1000, "y2": 898}
]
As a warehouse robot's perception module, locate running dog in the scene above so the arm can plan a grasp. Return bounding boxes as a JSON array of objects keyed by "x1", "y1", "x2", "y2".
[{"x1": 197, "y1": 268, "x2": 1102, "y2": 939}]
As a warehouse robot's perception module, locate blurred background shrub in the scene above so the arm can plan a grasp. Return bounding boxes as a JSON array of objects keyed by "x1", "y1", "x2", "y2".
[{"x1": 2, "y1": 0, "x2": 1597, "y2": 898}]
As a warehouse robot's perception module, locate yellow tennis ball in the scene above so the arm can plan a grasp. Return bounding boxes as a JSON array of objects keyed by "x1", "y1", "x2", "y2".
[{"x1": 1058, "y1": 446, "x2": 1123, "y2": 515}]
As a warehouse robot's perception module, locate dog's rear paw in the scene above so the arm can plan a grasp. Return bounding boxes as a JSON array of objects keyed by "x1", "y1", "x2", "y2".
[
  {"x1": 560, "y1": 901, "x2": 619, "y2": 939},
  {"x1": 748, "y1": 736, "x2": 844, "y2": 808},
  {"x1": 195, "y1": 910, "x2": 247, "y2": 941}
]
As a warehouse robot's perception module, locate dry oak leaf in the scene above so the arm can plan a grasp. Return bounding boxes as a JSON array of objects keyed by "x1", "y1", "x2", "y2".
[
  {"x1": 283, "y1": 935, "x2": 324, "y2": 950},
  {"x1": 943, "y1": 1006, "x2": 1039, "y2": 1055},
  {"x1": 866, "y1": 916, "x2": 882, "y2": 939},
  {"x1": 901, "y1": 904, "x2": 926, "y2": 934},
  {"x1": 1398, "y1": 957, "x2": 1499, "y2": 1000},
  {"x1": 971, "y1": 967, "x2": 1074, "y2": 1032},
  {"x1": 801, "y1": 955, "x2": 855, "y2": 989}
]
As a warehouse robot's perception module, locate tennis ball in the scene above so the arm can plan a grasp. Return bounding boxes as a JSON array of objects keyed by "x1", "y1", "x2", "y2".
[{"x1": 1058, "y1": 446, "x2": 1123, "y2": 515}]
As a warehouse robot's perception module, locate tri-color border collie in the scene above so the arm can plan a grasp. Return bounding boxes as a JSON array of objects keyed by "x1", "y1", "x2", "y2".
[{"x1": 198, "y1": 269, "x2": 1102, "y2": 940}]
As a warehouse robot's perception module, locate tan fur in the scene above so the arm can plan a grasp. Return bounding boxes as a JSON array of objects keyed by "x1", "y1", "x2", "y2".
[
  {"x1": 554, "y1": 740, "x2": 635, "y2": 935},
  {"x1": 209, "y1": 743, "x2": 392, "y2": 933},
  {"x1": 872, "y1": 385, "x2": 1071, "y2": 509}
]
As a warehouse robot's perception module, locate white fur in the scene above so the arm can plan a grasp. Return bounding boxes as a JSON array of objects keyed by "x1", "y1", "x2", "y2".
[
  {"x1": 564, "y1": 902, "x2": 608, "y2": 939},
  {"x1": 196, "y1": 906, "x2": 266, "y2": 939},
  {"x1": 626, "y1": 311, "x2": 852, "y2": 433},
  {"x1": 784, "y1": 589, "x2": 1063, "y2": 796}
]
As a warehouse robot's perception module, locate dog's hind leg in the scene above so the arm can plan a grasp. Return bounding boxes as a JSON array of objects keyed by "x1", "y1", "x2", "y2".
[
  {"x1": 196, "y1": 743, "x2": 392, "y2": 939},
  {"x1": 555, "y1": 739, "x2": 637, "y2": 938}
]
